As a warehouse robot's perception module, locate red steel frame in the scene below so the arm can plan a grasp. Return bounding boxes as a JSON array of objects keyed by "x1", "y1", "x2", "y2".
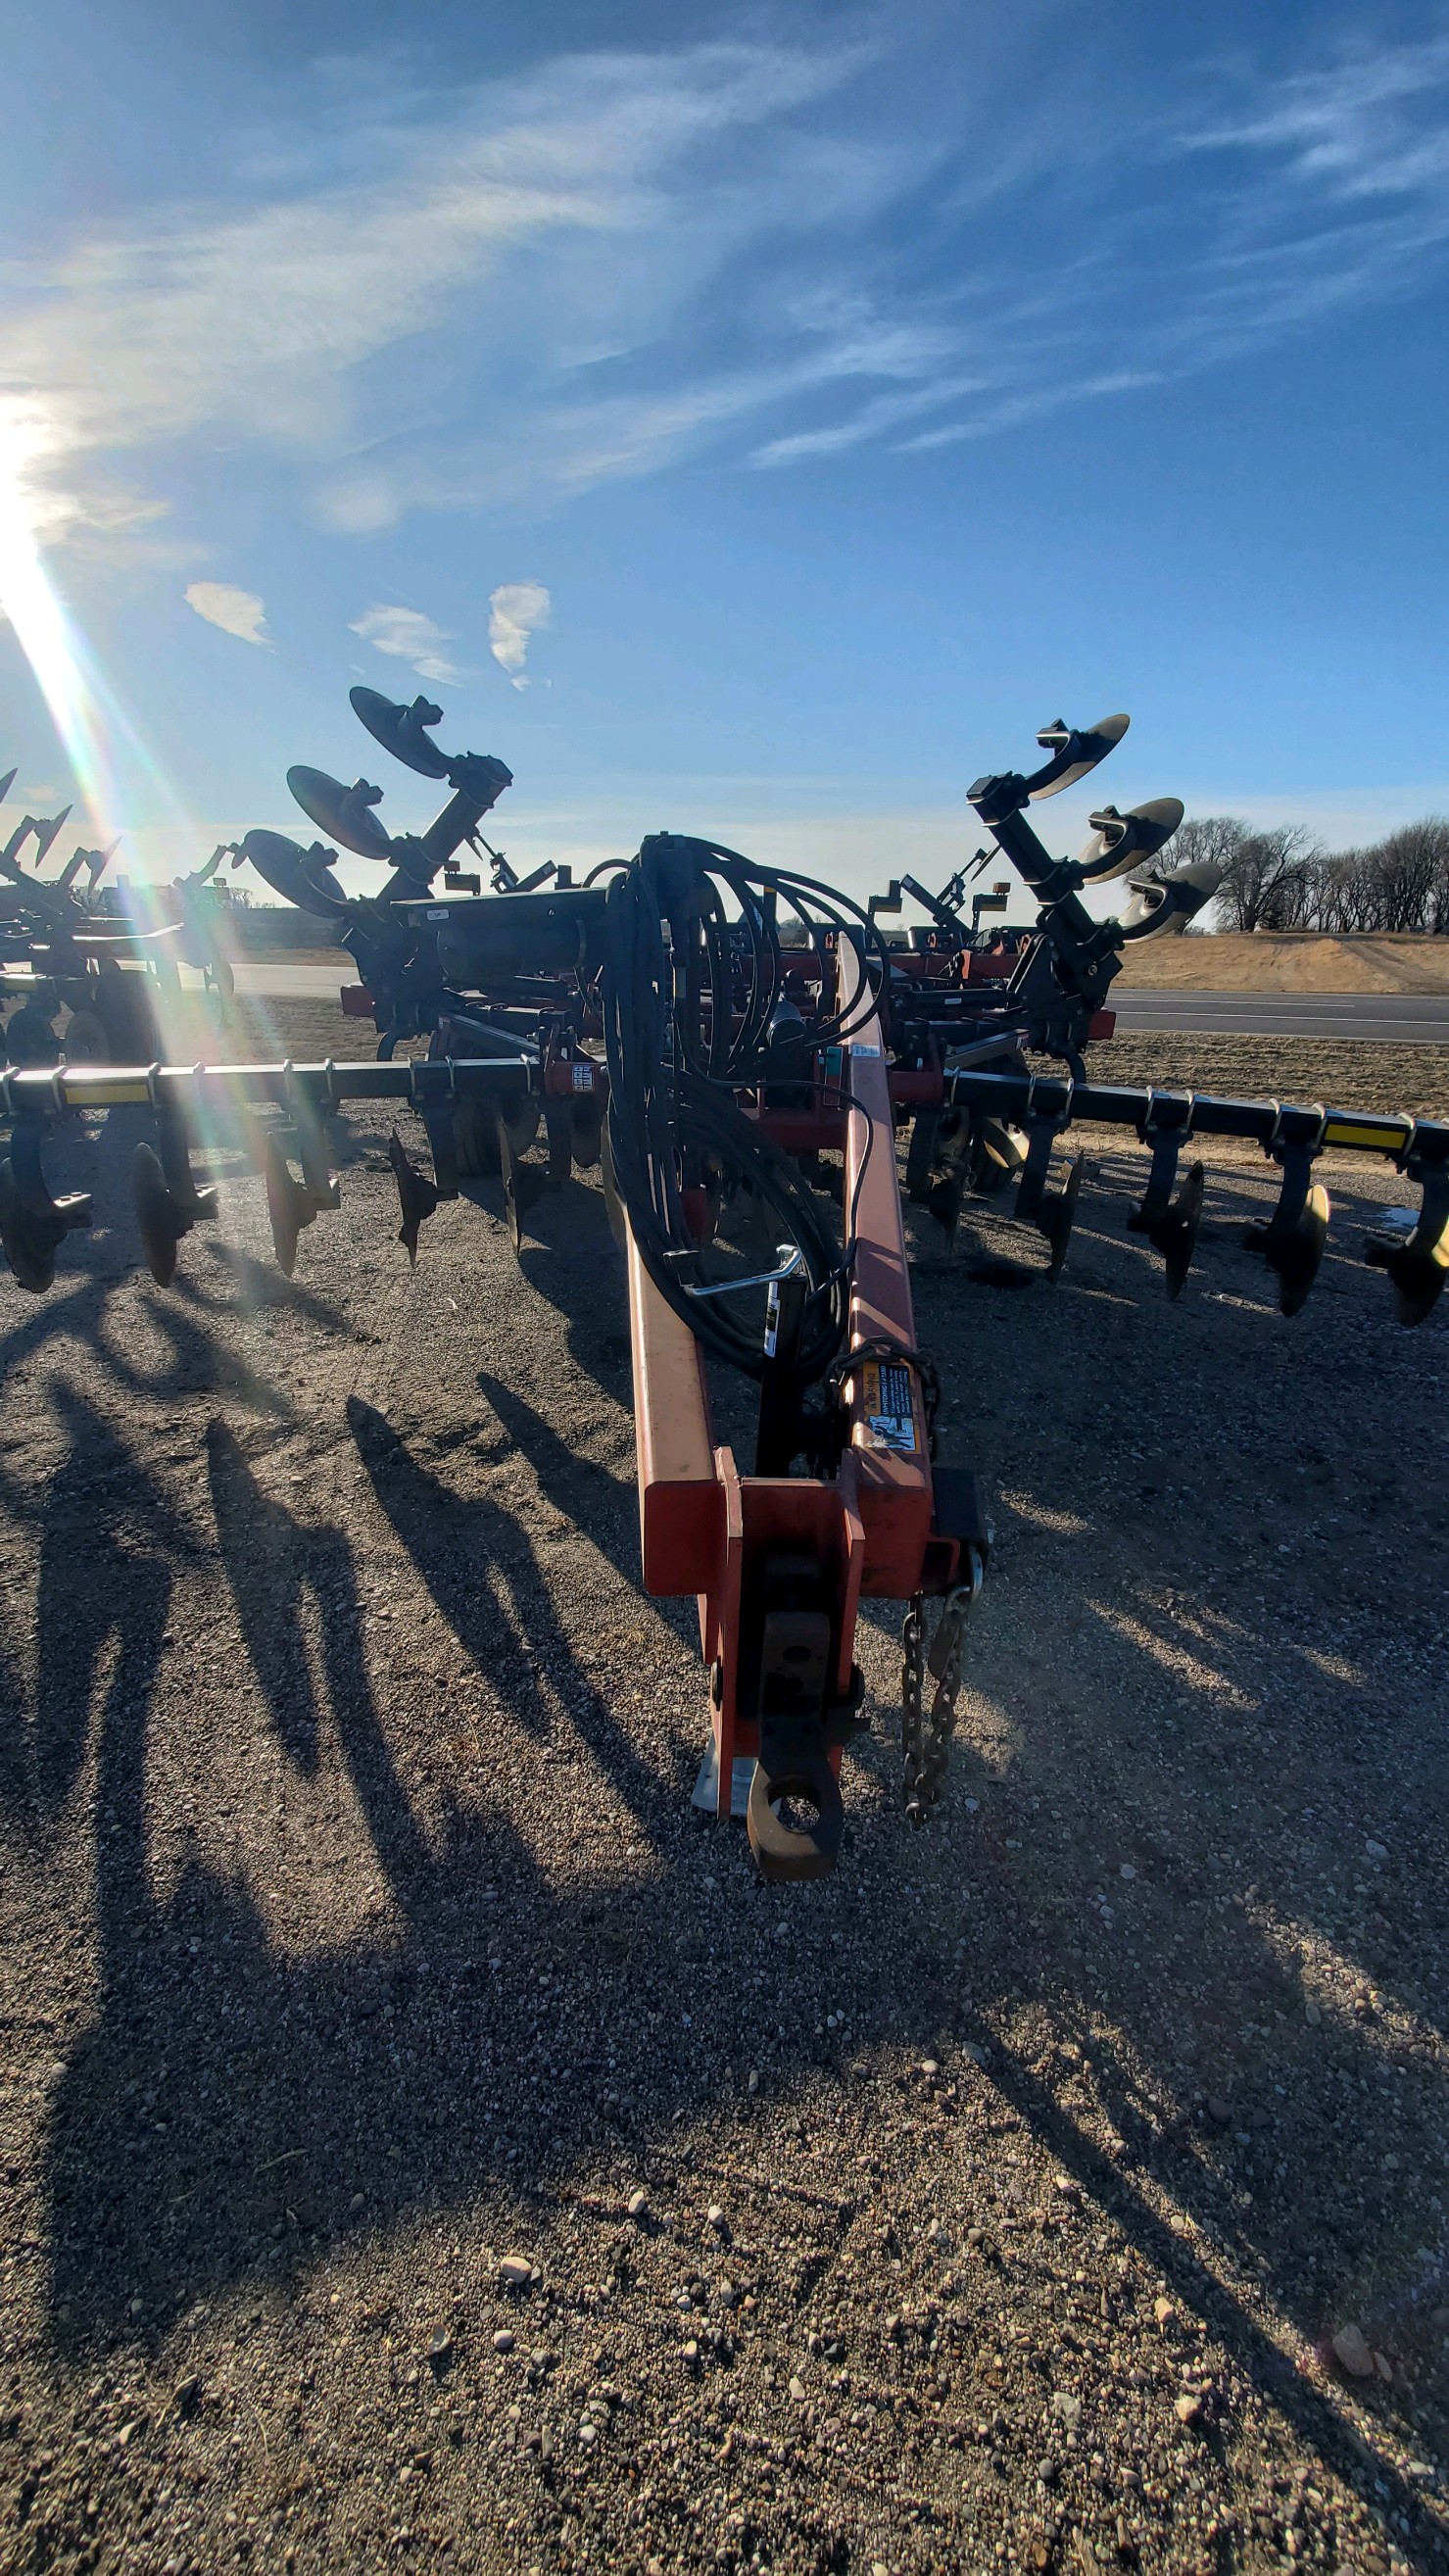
[{"x1": 625, "y1": 956, "x2": 957, "y2": 1818}]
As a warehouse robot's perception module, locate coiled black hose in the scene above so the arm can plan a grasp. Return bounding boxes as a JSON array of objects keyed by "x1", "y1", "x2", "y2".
[{"x1": 600, "y1": 834, "x2": 888, "y2": 1382}]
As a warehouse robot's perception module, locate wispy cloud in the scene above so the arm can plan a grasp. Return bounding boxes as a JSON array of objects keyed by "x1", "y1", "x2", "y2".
[
  {"x1": 0, "y1": 37, "x2": 904, "y2": 542},
  {"x1": 4, "y1": 24, "x2": 1449, "y2": 550},
  {"x1": 350, "y1": 604, "x2": 461, "y2": 684},
  {"x1": 488, "y1": 581, "x2": 551, "y2": 689},
  {"x1": 1183, "y1": 34, "x2": 1449, "y2": 200},
  {"x1": 184, "y1": 580, "x2": 269, "y2": 645}
]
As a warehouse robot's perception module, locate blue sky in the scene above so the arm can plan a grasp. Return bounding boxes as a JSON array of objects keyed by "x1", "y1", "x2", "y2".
[{"x1": 3, "y1": 0, "x2": 1449, "y2": 902}]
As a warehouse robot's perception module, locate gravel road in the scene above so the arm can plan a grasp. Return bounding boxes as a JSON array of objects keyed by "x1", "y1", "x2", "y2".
[{"x1": 0, "y1": 1011, "x2": 1446, "y2": 2575}]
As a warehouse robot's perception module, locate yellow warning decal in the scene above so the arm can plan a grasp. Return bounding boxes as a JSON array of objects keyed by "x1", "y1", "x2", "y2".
[
  {"x1": 855, "y1": 1358, "x2": 919, "y2": 1454},
  {"x1": 1322, "y1": 1115, "x2": 1413, "y2": 1153},
  {"x1": 64, "y1": 1079, "x2": 151, "y2": 1106}
]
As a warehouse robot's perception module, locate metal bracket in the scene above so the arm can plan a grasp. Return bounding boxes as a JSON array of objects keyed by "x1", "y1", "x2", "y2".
[
  {"x1": 132, "y1": 1088, "x2": 219, "y2": 1287},
  {"x1": 1365, "y1": 1131, "x2": 1449, "y2": 1327},
  {"x1": 411, "y1": 1056, "x2": 460, "y2": 1198},
  {"x1": 497, "y1": 1105, "x2": 546, "y2": 1256},
  {"x1": 1127, "y1": 1097, "x2": 1203, "y2": 1297},
  {"x1": 0, "y1": 1113, "x2": 92, "y2": 1293},
  {"x1": 282, "y1": 1062, "x2": 341, "y2": 1211},
  {"x1": 1014, "y1": 1084, "x2": 1083, "y2": 1282},
  {"x1": 1244, "y1": 1106, "x2": 1329, "y2": 1316},
  {"x1": 387, "y1": 1128, "x2": 439, "y2": 1266}
]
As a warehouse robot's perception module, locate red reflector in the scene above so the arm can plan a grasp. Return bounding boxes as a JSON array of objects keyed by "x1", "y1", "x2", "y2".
[
  {"x1": 1087, "y1": 1008, "x2": 1116, "y2": 1041},
  {"x1": 339, "y1": 986, "x2": 375, "y2": 1017}
]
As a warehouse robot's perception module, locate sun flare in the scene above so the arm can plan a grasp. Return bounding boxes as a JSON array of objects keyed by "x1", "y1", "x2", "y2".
[{"x1": 0, "y1": 403, "x2": 290, "y2": 1070}]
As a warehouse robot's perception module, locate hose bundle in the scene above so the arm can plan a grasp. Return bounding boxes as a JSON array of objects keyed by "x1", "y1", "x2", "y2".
[{"x1": 600, "y1": 834, "x2": 889, "y2": 1383}]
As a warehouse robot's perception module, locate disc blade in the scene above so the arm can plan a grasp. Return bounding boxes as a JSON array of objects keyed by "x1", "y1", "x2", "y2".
[
  {"x1": 1119, "y1": 858, "x2": 1222, "y2": 940},
  {"x1": 1030, "y1": 712, "x2": 1130, "y2": 800},
  {"x1": 1077, "y1": 797, "x2": 1184, "y2": 882},
  {"x1": 350, "y1": 687, "x2": 452, "y2": 780},
  {"x1": 240, "y1": 829, "x2": 351, "y2": 916},
  {"x1": 133, "y1": 1141, "x2": 181, "y2": 1287},
  {"x1": 287, "y1": 766, "x2": 393, "y2": 862}
]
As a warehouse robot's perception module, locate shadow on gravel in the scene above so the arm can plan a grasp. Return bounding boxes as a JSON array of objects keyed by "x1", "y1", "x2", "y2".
[
  {"x1": 0, "y1": 1108, "x2": 347, "y2": 1415},
  {"x1": 22, "y1": 1151, "x2": 1449, "y2": 2566},
  {"x1": 0, "y1": 1388, "x2": 191, "y2": 1828},
  {"x1": 0, "y1": 1110, "x2": 147, "y2": 1385},
  {"x1": 205, "y1": 1424, "x2": 432, "y2": 1900},
  {"x1": 39, "y1": 1718, "x2": 1449, "y2": 2567},
  {"x1": 346, "y1": 1395, "x2": 672, "y2": 1843},
  {"x1": 182, "y1": 1239, "x2": 352, "y2": 1336},
  {"x1": 476, "y1": 1371, "x2": 636, "y2": 1557},
  {"x1": 508, "y1": 1173, "x2": 624, "y2": 1291},
  {"x1": 0, "y1": 1259, "x2": 301, "y2": 1432},
  {"x1": 501, "y1": 1174, "x2": 641, "y2": 1387}
]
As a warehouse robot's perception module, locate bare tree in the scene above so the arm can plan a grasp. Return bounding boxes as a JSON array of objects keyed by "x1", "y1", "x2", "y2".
[
  {"x1": 1431, "y1": 822, "x2": 1449, "y2": 935},
  {"x1": 1174, "y1": 812, "x2": 1449, "y2": 933},
  {"x1": 1373, "y1": 819, "x2": 1449, "y2": 933},
  {"x1": 1205, "y1": 822, "x2": 1319, "y2": 932},
  {"x1": 1164, "y1": 815, "x2": 1250, "y2": 883},
  {"x1": 1304, "y1": 849, "x2": 1378, "y2": 933}
]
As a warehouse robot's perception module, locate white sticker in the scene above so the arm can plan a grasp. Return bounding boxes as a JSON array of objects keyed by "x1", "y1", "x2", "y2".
[
  {"x1": 856, "y1": 1359, "x2": 920, "y2": 1455},
  {"x1": 851, "y1": 1043, "x2": 882, "y2": 1057},
  {"x1": 572, "y1": 1063, "x2": 595, "y2": 1092}
]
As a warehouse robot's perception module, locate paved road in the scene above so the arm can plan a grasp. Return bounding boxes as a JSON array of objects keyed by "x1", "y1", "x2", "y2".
[
  {"x1": 203, "y1": 960, "x2": 351, "y2": 999},
  {"x1": 1111, "y1": 989, "x2": 1449, "y2": 1043},
  {"x1": 185, "y1": 963, "x2": 1449, "y2": 1041},
  {"x1": 172, "y1": 960, "x2": 351, "y2": 1002}
]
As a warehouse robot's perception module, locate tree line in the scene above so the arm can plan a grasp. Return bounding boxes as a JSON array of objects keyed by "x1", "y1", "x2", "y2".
[{"x1": 1170, "y1": 815, "x2": 1449, "y2": 935}]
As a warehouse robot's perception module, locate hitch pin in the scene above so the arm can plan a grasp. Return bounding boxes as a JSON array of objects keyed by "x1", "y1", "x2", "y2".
[{"x1": 683, "y1": 1242, "x2": 805, "y2": 1301}]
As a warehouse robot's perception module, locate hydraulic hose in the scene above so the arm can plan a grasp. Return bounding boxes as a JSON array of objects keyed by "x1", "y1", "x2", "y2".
[{"x1": 599, "y1": 834, "x2": 887, "y2": 1382}]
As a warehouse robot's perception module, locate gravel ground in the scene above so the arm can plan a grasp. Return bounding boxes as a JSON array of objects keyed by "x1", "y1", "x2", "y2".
[{"x1": 0, "y1": 1011, "x2": 1447, "y2": 2575}]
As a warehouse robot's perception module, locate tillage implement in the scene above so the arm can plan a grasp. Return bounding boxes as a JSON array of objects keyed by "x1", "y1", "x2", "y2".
[{"x1": 2, "y1": 698, "x2": 1443, "y2": 1879}]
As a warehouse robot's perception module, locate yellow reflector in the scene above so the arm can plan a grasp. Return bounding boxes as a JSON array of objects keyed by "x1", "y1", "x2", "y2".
[
  {"x1": 62, "y1": 1079, "x2": 152, "y2": 1106},
  {"x1": 1322, "y1": 1116, "x2": 1411, "y2": 1153}
]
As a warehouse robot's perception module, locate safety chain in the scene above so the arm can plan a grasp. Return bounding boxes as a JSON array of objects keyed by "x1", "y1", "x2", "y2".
[
  {"x1": 901, "y1": 1543, "x2": 985, "y2": 1825},
  {"x1": 901, "y1": 1594, "x2": 926, "y2": 1816}
]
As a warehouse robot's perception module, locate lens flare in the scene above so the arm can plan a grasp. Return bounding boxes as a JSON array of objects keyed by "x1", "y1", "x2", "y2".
[
  {"x1": 1, "y1": 408, "x2": 132, "y2": 842},
  {"x1": 0, "y1": 404, "x2": 292, "y2": 1079}
]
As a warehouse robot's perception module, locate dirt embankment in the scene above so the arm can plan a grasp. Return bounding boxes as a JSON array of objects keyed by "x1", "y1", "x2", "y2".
[{"x1": 1115, "y1": 934, "x2": 1449, "y2": 994}]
